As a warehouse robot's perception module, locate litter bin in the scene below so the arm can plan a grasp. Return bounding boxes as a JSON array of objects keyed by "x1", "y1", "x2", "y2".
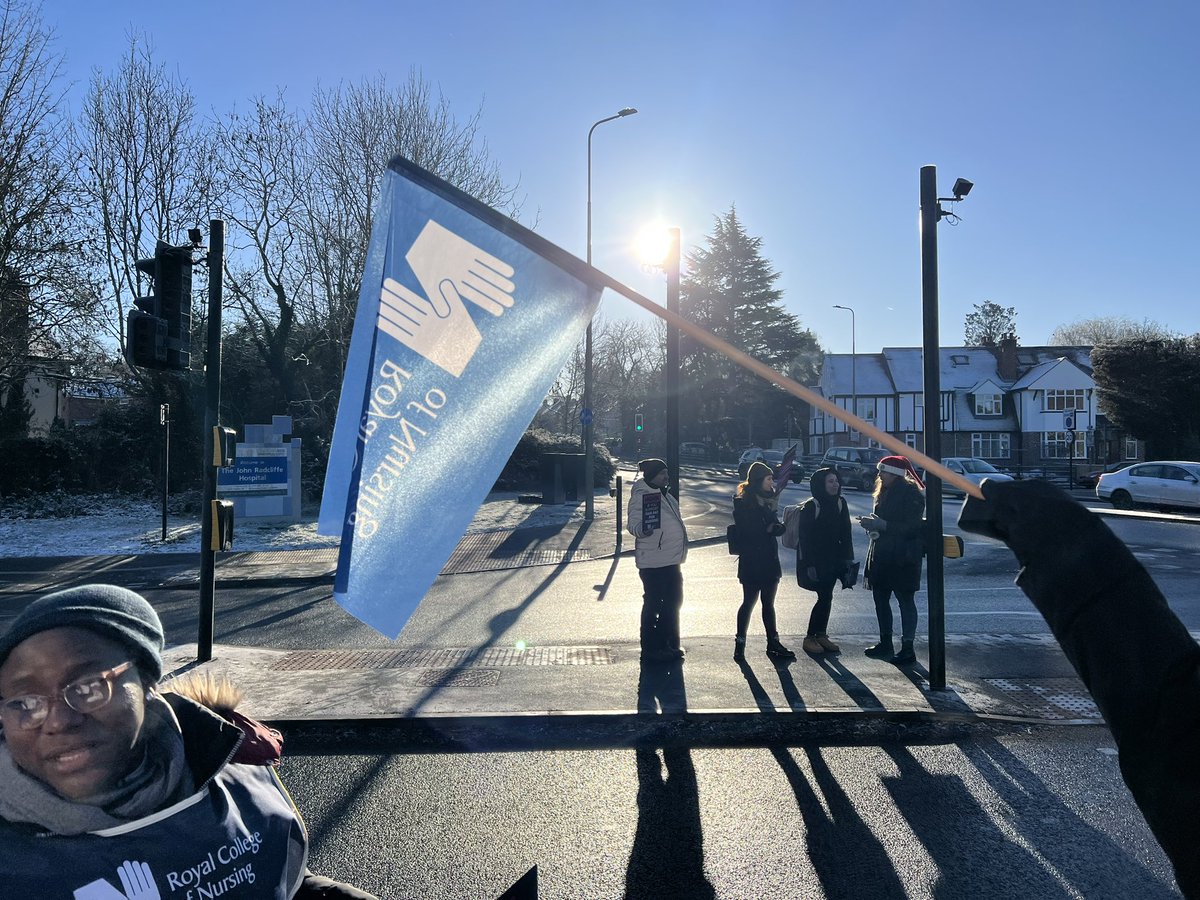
[{"x1": 540, "y1": 452, "x2": 585, "y2": 503}]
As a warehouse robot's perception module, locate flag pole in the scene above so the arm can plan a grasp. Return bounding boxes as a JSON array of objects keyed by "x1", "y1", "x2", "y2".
[{"x1": 590, "y1": 270, "x2": 983, "y2": 500}]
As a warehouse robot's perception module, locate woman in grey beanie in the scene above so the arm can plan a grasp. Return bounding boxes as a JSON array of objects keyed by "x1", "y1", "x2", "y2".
[{"x1": 0, "y1": 583, "x2": 376, "y2": 899}]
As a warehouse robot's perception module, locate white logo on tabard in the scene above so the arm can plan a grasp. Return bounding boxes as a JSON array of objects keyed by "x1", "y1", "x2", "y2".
[
  {"x1": 377, "y1": 219, "x2": 516, "y2": 377},
  {"x1": 75, "y1": 860, "x2": 160, "y2": 899}
]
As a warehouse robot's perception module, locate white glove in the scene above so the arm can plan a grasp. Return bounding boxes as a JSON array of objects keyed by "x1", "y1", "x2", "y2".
[
  {"x1": 859, "y1": 514, "x2": 887, "y2": 532},
  {"x1": 118, "y1": 860, "x2": 162, "y2": 899}
]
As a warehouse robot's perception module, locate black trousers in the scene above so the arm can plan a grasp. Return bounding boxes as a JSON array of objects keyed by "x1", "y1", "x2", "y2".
[
  {"x1": 639, "y1": 565, "x2": 684, "y2": 652},
  {"x1": 736, "y1": 580, "x2": 780, "y2": 642},
  {"x1": 806, "y1": 580, "x2": 836, "y2": 637}
]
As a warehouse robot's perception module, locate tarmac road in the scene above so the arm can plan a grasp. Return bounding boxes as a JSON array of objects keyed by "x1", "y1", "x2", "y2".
[{"x1": 283, "y1": 723, "x2": 1181, "y2": 899}]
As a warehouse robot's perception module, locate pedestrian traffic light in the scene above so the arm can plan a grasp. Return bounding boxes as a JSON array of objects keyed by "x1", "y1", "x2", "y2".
[
  {"x1": 211, "y1": 499, "x2": 234, "y2": 552},
  {"x1": 125, "y1": 240, "x2": 193, "y2": 372},
  {"x1": 635, "y1": 413, "x2": 643, "y2": 432}
]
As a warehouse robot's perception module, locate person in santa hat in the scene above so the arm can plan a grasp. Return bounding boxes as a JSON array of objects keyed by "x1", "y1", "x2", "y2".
[{"x1": 857, "y1": 455, "x2": 926, "y2": 665}]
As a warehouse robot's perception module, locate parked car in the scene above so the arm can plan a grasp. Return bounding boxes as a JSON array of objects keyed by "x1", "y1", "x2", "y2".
[
  {"x1": 762, "y1": 449, "x2": 804, "y2": 485},
  {"x1": 819, "y1": 446, "x2": 888, "y2": 491},
  {"x1": 737, "y1": 447, "x2": 765, "y2": 479},
  {"x1": 679, "y1": 441, "x2": 712, "y2": 464},
  {"x1": 939, "y1": 457, "x2": 1014, "y2": 496},
  {"x1": 1096, "y1": 461, "x2": 1200, "y2": 510},
  {"x1": 1077, "y1": 461, "x2": 1128, "y2": 489}
]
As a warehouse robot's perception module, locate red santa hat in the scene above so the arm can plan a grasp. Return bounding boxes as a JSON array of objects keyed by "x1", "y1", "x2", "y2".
[{"x1": 876, "y1": 455, "x2": 925, "y2": 490}]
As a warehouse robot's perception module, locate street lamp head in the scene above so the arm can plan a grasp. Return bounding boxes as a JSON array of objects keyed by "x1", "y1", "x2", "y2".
[
  {"x1": 952, "y1": 178, "x2": 974, "y2": 200},
  {"x1": 618, "y1": 107, "x2": 638, "y2": 117}
]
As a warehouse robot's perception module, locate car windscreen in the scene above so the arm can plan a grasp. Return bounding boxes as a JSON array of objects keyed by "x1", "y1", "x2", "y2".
[{"x1": 960, "y1": 459, "x2": 999, "y2": 474}]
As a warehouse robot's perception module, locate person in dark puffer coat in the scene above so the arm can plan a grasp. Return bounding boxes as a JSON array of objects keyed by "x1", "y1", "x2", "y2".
[
  {"x1": 795, "y1": 467, "x2": 856, "y2": 655},
  {"x1": 732, "y1": 461, "x2": 794, "y2": 661},
  {"x1": 858, "y1": 455, "x2": 926, "y2": 665}
]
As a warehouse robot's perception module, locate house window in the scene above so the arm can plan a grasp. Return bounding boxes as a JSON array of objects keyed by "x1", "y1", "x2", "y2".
[
  {"x1": 811, "y1": 435, "x2": 824, "y2": 453},
  {"x1": 1043, "y1": 431, "x2": 1086, "y2": 459},
  {"x1": 1124, "y1": 436, "x2": 1138, "y2": 459},
  {"x1": 904, "y1": 433, "x2": 918, "y2": 449},
  {"x1": 971, "y1": 433, "x2": 1010, "y2": 458},
  {"x1": 855, "y1": 397, "x2": 876, "y2": 421},
  {"x1": 1044, "y1": 389, "x2": 1086, "y2": 412},
  {"x1": 975, "y1": 393, "x2": 1002, "y2": 416}
]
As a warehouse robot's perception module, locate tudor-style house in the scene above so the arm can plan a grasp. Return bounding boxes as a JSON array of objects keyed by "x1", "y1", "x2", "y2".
[{"x1": 807, "y1": 335, "x2": 1142, "y2": 473}]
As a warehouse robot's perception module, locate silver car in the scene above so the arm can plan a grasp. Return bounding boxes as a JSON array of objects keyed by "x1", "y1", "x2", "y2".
[
  {"x1": 940, "y1": 457, "x2": 1014, "y2": 497},
  {"x1": 1097, "y1": 461, "x2": 1200, "y2": 510}
]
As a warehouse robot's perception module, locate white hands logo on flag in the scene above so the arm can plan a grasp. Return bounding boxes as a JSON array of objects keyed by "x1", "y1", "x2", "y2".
[
  {"x1": 74, "y1": 861, "x2": 161, "y2": 900},
  {"x1": 377, "y1": 220, "x2": 516, "y2": 377}
]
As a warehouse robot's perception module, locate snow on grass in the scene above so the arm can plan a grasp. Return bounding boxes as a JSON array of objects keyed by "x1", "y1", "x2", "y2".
[{"x1": 0, "y1": 491, "x2": 614, "y2": 558}]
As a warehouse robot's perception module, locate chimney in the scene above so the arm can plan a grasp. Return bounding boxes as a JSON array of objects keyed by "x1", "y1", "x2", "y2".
[{"x1": 995, "y1": 332, "x2": 1018, "y2": 381}]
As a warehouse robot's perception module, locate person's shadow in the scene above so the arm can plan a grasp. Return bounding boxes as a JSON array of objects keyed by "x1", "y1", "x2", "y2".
[
  {"x1": 625, "y1": 745, "x2": 716, "y2": 899},
  {"x1": 626, "y1": 657, "x2": 715, "y2": 898}
]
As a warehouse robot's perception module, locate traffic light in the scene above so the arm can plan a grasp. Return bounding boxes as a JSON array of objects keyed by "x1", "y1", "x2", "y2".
[
  {"x1": 156, "y1": 242, "x2": 193, "y2": 370},
  {"x1": 125, "y1": 240, "x2": 192, "y2": 371},
  {"x1": 635, "y1": 413, "x2": 644, "y2": 432}
]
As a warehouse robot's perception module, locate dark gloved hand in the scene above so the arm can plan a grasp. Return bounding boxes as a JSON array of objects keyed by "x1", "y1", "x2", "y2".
[
  {"x1": 806, "y1": 566, "x2": 818, "y2": 583},
  {"x1": 958, "y1": 477, "x2": 1098, "y2": 568},
  {"x1": 640, "y1": 525, "x2": 654, "y2": 537}
]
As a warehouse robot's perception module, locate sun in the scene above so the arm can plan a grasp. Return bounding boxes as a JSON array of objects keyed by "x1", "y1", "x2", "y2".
[{"x1": 633, "y1": 223, "x2": 673, "y2": 268}]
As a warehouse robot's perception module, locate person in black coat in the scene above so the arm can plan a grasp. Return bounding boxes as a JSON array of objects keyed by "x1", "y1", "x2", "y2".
[
  {"x1": 795, "y1": 467, "x2": 856, "y2": 655},
  {"x1": 732, "y1": 461, "x2": 794, "y2": 660},
  {"x1": 858, "y1": 455, "x2": 926, "y2": 665},
  {"x1": 960, "y1": 478, "x2": 1200, "y2": 898}
]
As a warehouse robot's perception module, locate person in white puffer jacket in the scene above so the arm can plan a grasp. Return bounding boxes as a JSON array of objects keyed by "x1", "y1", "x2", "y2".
[{"x1": 626, "y1": 458, "x2": 690, "y2": 663}]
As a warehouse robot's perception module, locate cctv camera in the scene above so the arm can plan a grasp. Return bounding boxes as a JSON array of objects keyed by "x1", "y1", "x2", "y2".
[
  {"x1": 187, "y1": 227, "x2": 204, "y2": 246},
  {"x1": 952, "y1": 178, "x2": 974, "y2": 200}
]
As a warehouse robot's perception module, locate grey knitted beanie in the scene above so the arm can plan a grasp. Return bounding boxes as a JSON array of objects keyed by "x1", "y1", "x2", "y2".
[{"x1": 0, "y1": 584, "x2": 165, "y2": 682}]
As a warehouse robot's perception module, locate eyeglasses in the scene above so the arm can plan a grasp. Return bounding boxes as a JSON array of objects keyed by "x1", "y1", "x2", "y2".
[{"x1": 0, "y1": 661, "x2": 133, "y2": 731}]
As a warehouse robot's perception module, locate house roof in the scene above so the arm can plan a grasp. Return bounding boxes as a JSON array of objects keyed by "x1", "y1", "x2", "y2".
[{"x1": 823, "y1": 353, "x2": 894, "y2": 395}]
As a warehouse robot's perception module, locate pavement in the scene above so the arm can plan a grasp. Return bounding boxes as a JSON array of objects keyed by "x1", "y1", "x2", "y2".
[{"x1": 145, "y1": 480, "x2": 1192, "y2": 744}]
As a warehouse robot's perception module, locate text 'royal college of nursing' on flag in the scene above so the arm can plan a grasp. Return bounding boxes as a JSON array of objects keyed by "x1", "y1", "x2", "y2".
[{"x1": 319, "y1": 157, "x2": 603, "y2": 637}]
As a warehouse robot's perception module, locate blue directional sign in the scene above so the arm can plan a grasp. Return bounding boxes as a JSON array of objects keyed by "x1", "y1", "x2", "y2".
[{"x1": 580, "y1": 407, "x2": 593, "y2": 426}]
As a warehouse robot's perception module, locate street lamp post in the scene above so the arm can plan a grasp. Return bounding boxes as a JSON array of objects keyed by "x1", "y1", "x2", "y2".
[
  {"x1": 833, "y1": 304, "x2": 856, "y2": 443},
  {"x1": 665, "y1": 227, "x2": 681, "y2": 501},
  {"x1": 584, "y1": 106, "x2": 637, "y2": 520}
]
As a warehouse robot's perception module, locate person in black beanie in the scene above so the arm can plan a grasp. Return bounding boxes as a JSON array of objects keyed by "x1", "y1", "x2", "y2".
[
  {"x1": 0, "y1": 584, "x2": 377, "y2": 899},
  {"x1": 795, "y1": 467, "x2": 856, "y2": 655},
  {"x1": 732, "y1": 460, "x2": 794, "y2": 660},
  {"x1": 627, "y1": 458, "x2": 690, "y2": 662}
]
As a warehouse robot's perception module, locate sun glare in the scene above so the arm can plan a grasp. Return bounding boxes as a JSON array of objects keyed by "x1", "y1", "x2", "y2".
[{"x1": 635, "y1": 224, "x2": 672, "y2": 268}]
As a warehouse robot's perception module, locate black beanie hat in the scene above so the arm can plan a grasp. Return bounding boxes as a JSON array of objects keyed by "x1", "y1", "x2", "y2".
[
  {"x1": 0, "y1": 584, "x2": 165, "y2": 683},
  {"x1": 639, "y1": 458, "x2": 667, "y2": 481},
  {"x1": 809, "y1": 466, "x2": 839, "y2": 504},
  {"x1": 745, "y1": 461, "x2": 774, "y2": 490}
]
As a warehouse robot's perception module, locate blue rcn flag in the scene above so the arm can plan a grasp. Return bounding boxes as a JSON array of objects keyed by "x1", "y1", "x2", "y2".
[{"x1": 319, "y1": 157, "x2": 602, "y2": 637}]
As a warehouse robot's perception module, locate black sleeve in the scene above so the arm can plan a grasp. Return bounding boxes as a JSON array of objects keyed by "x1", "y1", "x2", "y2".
[{"x1": 960, "y1": 479, "x2": 1200, "y2": 896}]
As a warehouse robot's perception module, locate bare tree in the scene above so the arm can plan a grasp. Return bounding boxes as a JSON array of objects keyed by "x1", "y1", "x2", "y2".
[
  {"x1": 212, "y1": 93, "x2": 316, "y2": 411},
  {"x1": 0, "y1": 0, "x2": 94, "y2": 397},
  {"x1": 1050, "y1": 315, "x2": 1178, "y2": 345},
  {"x1": 75, "y1": 35, "x2": 213, "y2": 359},
  {"x1": 304, "y1": 70, "x2": 522, "y2": 373}
]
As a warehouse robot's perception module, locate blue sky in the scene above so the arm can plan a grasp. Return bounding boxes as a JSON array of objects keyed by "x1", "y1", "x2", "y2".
[{"x1": 47, "y1": 1, "x2": 1198, "y2": 355}]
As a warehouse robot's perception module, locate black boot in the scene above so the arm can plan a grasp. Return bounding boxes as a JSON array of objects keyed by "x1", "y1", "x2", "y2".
[
  {"x1": 891, "y1": 641, "x2": 916, "y2": 665},
  {"x1": 864, "y1": 638, "x2": 894, "y2": 659},
  {"x1": 766, "y1": 637, "x2": 797, "y2": 660},
  {"x1": 733, "y1": 637, "x2": 746, "y2": 661}
]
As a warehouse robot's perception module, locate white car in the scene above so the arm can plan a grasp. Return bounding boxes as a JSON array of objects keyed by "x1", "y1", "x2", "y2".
[
  {"x1": 940, "y1": 457, "x2": 1014, "y2": 496},
  {"x1": 1096, "y1": 461, "x2": 1200, "y2": 510}
]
